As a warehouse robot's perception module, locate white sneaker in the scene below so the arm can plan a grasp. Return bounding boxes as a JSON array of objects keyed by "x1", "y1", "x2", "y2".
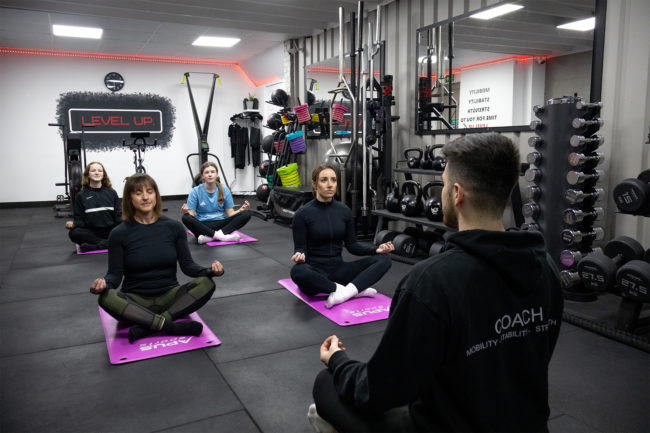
[{"x1": 307, "y1": 403, "x2": 338, "y2": 433}]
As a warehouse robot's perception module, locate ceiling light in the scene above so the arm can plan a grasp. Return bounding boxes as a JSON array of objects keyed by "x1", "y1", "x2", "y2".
[
  {"x1": 192, "y1": 36, "x2": 240, "y2": 48},
  {"x1": 52, "y1": 24, "x2": 103, "y2": 39},
  {"x1": 470, "y1": 4, "x2": 524, "y2": 20},
  {"x1": 557, "y1": 17, "x2": 595, "y2": 31}
]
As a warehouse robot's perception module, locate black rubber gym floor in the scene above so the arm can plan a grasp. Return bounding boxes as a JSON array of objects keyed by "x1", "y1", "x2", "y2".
[{"x1": 1, "y1": 200, "x2": 648, "y2": 433}]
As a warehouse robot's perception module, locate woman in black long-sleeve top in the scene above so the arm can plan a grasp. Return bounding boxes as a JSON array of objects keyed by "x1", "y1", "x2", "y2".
[
  {"x1": 66, "y1": 162, "x2": 121, "y2": 251},
  {"x1": 290, "y1": 164, "x2": 394, "y2": 308},
  {"x1": 89, "y1": 173, "x2": 224, "y2": 343}
]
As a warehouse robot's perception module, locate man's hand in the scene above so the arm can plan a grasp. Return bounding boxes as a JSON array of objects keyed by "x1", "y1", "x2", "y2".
[
  {"x1": 291, "y1": 252, "x2": 306, "y2": 263},
  {"x1": 90, "y1": 278, "x2": 106, "y2": 294},
  {"x1": 211, "y1": 260, "x2": 224, "y2": 276},
  {"x1": 376, "y1": 241, "x2": 395, "y2": 254},
  {"x1": 320, "y1": 335, "x2": 346, "y2": 366}
]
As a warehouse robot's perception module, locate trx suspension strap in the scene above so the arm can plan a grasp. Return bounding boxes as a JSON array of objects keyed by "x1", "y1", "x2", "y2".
[{"x1": 183, "y1": 72, "x2": 229, "y2": 187}]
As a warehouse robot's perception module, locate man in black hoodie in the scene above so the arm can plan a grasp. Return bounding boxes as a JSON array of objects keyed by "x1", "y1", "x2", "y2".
[{"x1": 309, "y1": 133, "x2": 563, "y2": 432}]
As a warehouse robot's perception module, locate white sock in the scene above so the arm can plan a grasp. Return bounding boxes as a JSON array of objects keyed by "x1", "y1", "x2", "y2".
[
  {"x1": 307, "y1": 403, "x2": 337, "y2": 433},
  {"x1": 354, "y1": 287, "x2": 377, "y2": 298},
  {"x1": 326, "y1": 282, "x2": 358, "y2": 309},
  {"x1": 197, "y1": 235, "x2": 212, "y2": 245},
  {"x1": 213, "y1": 230, "x2": 240, "y2": 242}
]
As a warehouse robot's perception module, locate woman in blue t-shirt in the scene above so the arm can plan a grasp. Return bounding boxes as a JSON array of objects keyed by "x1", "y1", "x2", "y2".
[{"x1": 181, "y1": 162, "x2": 251, "y2": 244}]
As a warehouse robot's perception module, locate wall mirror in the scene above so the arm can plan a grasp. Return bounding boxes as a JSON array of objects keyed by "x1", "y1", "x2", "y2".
[{"x1": 415, "y1": 0, "x2": 601, "y2": 135}]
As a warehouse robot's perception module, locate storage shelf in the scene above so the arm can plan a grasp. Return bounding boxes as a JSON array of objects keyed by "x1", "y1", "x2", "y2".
[
  {"x1": 393, "y1": 168, "x2": 443, "y2": 176},
  {"x1": 372, "y1": 209, "x2": 454, "y2": 232}
]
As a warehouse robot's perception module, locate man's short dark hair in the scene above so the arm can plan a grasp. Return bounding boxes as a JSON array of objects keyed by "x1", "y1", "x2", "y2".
[{"x1": 443, "y1": 133, "x2": 520, "y2": 216}]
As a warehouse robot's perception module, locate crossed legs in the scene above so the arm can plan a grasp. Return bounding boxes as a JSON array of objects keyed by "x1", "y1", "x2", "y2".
[{"x1": 98, "y1": 276, "x2": 215, "y2": 343}]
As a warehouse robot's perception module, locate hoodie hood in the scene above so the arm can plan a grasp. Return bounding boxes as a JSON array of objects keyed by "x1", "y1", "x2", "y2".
[{"x1": 445, "y1": 229, "x2": 549, "y2": 294}]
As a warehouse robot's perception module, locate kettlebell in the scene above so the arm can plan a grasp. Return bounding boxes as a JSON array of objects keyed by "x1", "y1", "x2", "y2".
[
  {"x1": 423, "y1": 181, "x2": 444, "y2": 221},
  {"x1": 420, "y1": 145, "x2": 434, "y2": 169},
  {"x1": 404, "y1": 148, "x2": 423, "y2": 169},
  {"x1": 400, "y1": 180, "x2": 424, "y2": 217},
  {"x1": 428, "y1": 145, "x2": 447, "y2": 171},
  {"x1": 384, "y1": 180, "x2": 401, "y2": 213}
]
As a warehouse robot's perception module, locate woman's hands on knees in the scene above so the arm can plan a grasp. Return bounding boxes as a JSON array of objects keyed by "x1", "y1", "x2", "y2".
[
  {"x1": 320, "y1": 335, "x2": 346, "y2": 366},
  {"x1": 291, "y1": 252, "x2": 306, "y2": 263},
  {"x1": 376, "y1": 241, "x2": 395, "y2": 254},
  {"x1": 211, "y1": 260, "x2": 225, "y2": 276},
  {"x1": 90, "y1": 278, "x2": 106, "y2": 294}
]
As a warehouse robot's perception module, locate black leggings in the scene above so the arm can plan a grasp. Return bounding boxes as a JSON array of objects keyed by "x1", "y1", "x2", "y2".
[
  {"x1": 312, "y1": 369, "x2": 416, "y2": 433},
  {"x1": 98, "y1": 276, "x2": 215, "y2": 330},
  {"x1": 69, "y1": 226, "x2": 115, "y2": 246},
  {"x1": 181, "y1": 211, "x2": 251, "y2": 237},
  {"x1": 290, "y1": 254, "x2": 391, "y2": 296}
]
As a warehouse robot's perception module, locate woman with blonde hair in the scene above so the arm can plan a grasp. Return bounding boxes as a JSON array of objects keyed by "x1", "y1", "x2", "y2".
[
  {"x1": 66, "y1": 161, "x2": 121, "y2": 252},
  {"x1": 181, "y1": 161, "x2": 251, "y2": 244},
  {"x1": 90, "y1": 173, "x2": 224, "y2": 343}
]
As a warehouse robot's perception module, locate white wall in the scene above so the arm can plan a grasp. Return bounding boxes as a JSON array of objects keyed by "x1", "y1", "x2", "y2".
[{"x1": 0, "y1": 52, "x2": 274, "y2": 203}]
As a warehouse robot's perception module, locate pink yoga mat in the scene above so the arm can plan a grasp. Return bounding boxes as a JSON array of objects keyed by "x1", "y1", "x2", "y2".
[
  {"x1": 278, "y1": 278, "x2": 391, "y2": 326},
  {"x1": 98, "y1": 307, "x2": 221, "y2": 364},
  {"x1": 76, "y1": 244, "x2": 108, "y2": 255},
  {"x1": 187, "y1": 230, "x2": 258, "y2": 246}
]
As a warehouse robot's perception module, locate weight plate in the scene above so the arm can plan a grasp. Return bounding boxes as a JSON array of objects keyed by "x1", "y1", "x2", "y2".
[{"x1": 69, "y1": 161, "x2": 82, "y2": 204}]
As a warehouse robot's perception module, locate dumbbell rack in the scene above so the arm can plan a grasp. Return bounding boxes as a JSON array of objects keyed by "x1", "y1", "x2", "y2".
[{"x1": 523, "y1": 96, "x2": 604, "y2": 302}]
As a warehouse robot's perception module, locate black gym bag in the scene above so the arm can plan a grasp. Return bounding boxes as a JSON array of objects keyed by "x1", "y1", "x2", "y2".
[{"x1": 269, "y1": 186, "x2": 313, "y2": 224}]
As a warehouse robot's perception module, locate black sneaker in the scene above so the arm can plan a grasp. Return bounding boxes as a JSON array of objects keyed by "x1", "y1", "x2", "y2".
[{"x1": 79, "y1": 243, "x2": 99, "y2": 252}]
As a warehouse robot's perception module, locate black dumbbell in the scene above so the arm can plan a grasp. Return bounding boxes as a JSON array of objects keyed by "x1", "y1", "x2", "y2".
[
  {"x1": 561, "y1": 227, "x2": 605, "y2": 246},
  {"x1": 612, "y1": 169, "x2": 650, "y2": 214},
  {"x1": 560, "y1": 270, "x2": 581, "y2": 289},
  {"x1": 565, "y1": 188, "x2": 604, "y2": 205},
  {"x1": 525, "y1": 168, "x2": 542, "y2": 182},
  {"x1": 521, "y1": 222, "x2": 540, "y2": 231},
  {"x1": 560, "y1": 247, "x2": 603, "y2": 268},
  {"x1": 527, "y1": 151, "x2": 542, "y2": 166},
  {"x1": 576, "y1": 100, "x2": 602, "y2": 111},
  {"x1": 616, "y1": 260, "x2": 650, "y2": 303},
  {"x1": 374, "y1": 229, "x2": 398, "y2": 246},
  {"x1": 404, "y1": 148, "x2": 423, "y2": 169},
  {"x1": 422, "y1": 181, "x2": 444, "y2": 222},
  {"x1": 533, "y1": 104, "x2": 545, "y2": 117},
  {"x1": 528, "y1": 135, "x2": 543, "y2": 149},
  {"x1": 522, "y1": 202, "x2": 541, "y2": 220},
  {"x1": 568, "y1": 152, "x2": 604, "y2": 169},
  {"x1": 404, "y1": 227, "x2": 445, "y2": 255},
  {"x1": 562, "y1": 207, "x2": 604, "y2": 225},
  {"x1": 569, "y1": 134, "x2": 604, "y2": 152},
  {"x1": 400, "y1": 180, "x2": 423, "y2": 217},
  {"x1": 566, "y1": 169, "x2": 603, "y2": 186},
  {"x1": 529, "y1": 120, "x2": 543, "y2": 132},
  {"x1": 392, "y1": 233, "x2": 418, "y2": 257},
  {"x1": 525, "y1": 185, "x2": 541, "y2": 201},
  {"x1": 577, "y1": 236, "x2": 645, "y2": 292},
  {"x1": 572, "y1": 117, "x2": 603, "y2": 135}
]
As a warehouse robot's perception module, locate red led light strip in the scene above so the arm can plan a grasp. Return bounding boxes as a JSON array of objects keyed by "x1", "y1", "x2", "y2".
[{"x1": 0, "y1": 46, "x2": 280, "y2": 88}]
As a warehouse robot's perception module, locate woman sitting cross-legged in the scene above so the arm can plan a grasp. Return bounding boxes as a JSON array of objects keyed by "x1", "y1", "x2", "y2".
[
  {"x1": 89, "y1": 173, "x2": 224, "y2": 343},
  {"x1": 290, "y1": 164, "x2": 395, "y2": 309},
  {"x1": 66, "y1": 161, "x2": 121, "y2": 252},
  {"x1": 181, "y1": 161, "x2": 251, "y2": 244}
]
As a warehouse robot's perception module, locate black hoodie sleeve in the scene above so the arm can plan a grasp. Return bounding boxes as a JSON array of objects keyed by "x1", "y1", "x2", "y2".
[
  {"x1": 172, "y1": 220, "x2": 215, "y2": 278},
  {"x1": 292, "y1": 209, "x2": 308, "y2": 255},
  {"x1": 72, "y1": 191, "x2": 87, "y2": 228},
  {"x1": 112, "y1": 188, "x2": 122, "y2": 225},
  {"x1": 328, "y1": 283, "x2": 449, "y2": 414}
]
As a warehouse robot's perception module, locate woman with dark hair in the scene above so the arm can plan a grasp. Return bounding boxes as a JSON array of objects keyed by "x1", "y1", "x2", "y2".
[
  {"x1": 66, "y1": 161, "x2": 121, "y2": 252},
  {"x1": 89, "y1": 173, "x2": 224, "y2": 343},
  {"x1": 290, "y1": 164, "x2": 395, "y2": 308},
  {"x1": 181, "y1": 161, "x2": 251, "y2": 244}
]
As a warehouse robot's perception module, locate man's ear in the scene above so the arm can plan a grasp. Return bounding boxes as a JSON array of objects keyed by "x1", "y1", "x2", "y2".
[{"x1": 454, "y1": 182, "x2": 464, "y2": 206}]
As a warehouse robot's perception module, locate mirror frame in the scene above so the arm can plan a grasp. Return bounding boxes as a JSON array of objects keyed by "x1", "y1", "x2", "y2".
[{"x1": 414, "y1": 0, "x2": 606, "y2": 136}]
